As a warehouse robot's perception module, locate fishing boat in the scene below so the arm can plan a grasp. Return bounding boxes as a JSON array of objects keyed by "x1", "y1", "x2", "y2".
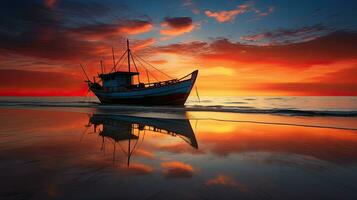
[{"x1": 81, "y1": 39, "x2": 198, "y2": 105}]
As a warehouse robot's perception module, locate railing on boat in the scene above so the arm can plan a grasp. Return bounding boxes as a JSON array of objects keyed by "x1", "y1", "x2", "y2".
[{"x1": 100, "y1": 71, "x2": 194, "y2": 92}]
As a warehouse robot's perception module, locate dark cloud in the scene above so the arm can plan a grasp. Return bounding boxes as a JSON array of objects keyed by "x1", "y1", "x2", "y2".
[
  {"x1": 68, "y1": 19, "x2": 152, "y2": 41},
  {"x1": 163, "y1": 17, "x2": 192, "y2": 29},
  {"x1": 208, "y1": 31, "x2": 357, "y2": 65},
  {"x1": 0, "y1": 0, "x2": 154, "y2": 95},
  {"x1": 240, "y1": 24, "x2": 331, "y2": 44},
  {"x1": 154, "y1": 41, "x2": 207, "y2": 54},
  {"x1": 0, "y1": 0, "x2": 151, "y2": 62},
  {"x1": 160, "y1": 17, "x2": 195, "y2": 36},
  {"x1": 155, "y1": 31, "x2": 357, "y2": 67}
]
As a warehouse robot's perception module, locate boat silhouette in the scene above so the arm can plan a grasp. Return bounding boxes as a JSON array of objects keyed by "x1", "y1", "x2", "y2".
[
  {"x1": 81, "y1": 39, "x2": 198, "y2": 105},
  {"x1": 87, "y1": 114, "x2": 198, "y2": 166}
]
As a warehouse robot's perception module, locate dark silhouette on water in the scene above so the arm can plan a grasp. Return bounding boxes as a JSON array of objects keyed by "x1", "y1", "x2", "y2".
[{"x1": 87, "y1": 114, "x2": 198, "y2": 166}]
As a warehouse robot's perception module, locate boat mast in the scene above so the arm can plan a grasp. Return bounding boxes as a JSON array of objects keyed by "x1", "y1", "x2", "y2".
[
  {"x1": 112, "y1": 47, "x2": 116, "y2": 72},
  {"x1": 100, "y1": 60, "x2": 104, "y2": 74},
  {"x1": 127, "y1": 39, "x2": 131, "y2": 73}
]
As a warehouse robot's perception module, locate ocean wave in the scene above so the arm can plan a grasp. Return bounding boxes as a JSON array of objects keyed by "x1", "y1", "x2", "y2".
[
  {"x1": 223, "y1": 101, "x2": 248, "y2": 104},
  {"x1": 0, "y1": 101, "x2": 357, "y2": 117},
  {"x1": 243, "y1": 98, "x2": 256, "y2": 101}
]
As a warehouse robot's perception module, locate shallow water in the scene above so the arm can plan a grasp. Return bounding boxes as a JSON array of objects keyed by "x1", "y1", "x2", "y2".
[
  {"x1": 1, "y1": 96, "x2": 357, "y2": 116},
  {"x1": 1, "y1": 103, "x2": 357, "y2": 199}
]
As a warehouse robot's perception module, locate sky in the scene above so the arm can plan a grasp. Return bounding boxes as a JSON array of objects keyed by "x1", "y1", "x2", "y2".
[{"x1": 0, "y1": 0, "x2": 357, "y2": 96}]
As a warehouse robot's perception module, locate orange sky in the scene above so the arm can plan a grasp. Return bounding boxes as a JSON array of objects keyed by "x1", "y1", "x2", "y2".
[{"x1": 1, "y1": 0, "x2": 357, "y2": 96}]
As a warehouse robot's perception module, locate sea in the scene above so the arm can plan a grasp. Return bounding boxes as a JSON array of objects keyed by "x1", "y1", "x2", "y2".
[
  {"x1": 1, "y1": 96, "x2": 357, "y2": 116},
  {"x1": 0, "y1": 96, "x2": 357, "y2": 199}
]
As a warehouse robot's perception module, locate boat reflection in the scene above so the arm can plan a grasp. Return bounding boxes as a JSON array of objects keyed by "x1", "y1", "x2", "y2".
[{"x1": 87, "y1": 114, "x2": 198, "y2": 166}]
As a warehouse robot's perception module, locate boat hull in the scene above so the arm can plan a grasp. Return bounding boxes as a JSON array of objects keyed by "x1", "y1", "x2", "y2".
[{"x1": 90, "y1": 70, "x2": 198, "y2": 105}]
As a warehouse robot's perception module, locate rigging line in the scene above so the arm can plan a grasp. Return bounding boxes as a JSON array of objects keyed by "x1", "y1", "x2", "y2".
[
  {"x1": 133, "y1": 127, "x2": 145, "y2": 154},
  {"x1": 134, "y1": 52, "x2": 173, "y2": 79},
  {"x1": 148, "y1": 70, "x2": 159, "y2": 82},
  {"x1": 146, "y1": 69, "x2": 150, "y2": 84},
  {"x1": 80, "y1": 125, "x2": 90, "y2": 142},
  {"x1": 83, "y1": 88, "x2": 91, "y2": 103},
  {"x1": 115, "y1": 54, "x2": 127, "y2": 72},
  {"x1": 132, "y1": 52, "x2": 174, "y2": 79},
  {"x1": 195, "y1": 86, "x2": 201, "y2": 103},
  {"x1": 130, "y1": 131, "x2": 140, "y2": 155},
  {"x1": 132, "y1": 53, "x2": 159, "y2": 82},
  {"x1": 114, "y1": 50, "x2": 128, "y2": 71},
  {"x1": 117, "y1": 141, "x2": 129, "y2": 157},
  {"x1": 80, "y1": 64, "x2": 90, "y2": 81},
  {"x1": 132, "y1": 54, "x2": 159, "y2": 82},
  {"x1": 132, "y1": 128, "x2": 146, "y2": 155},
  {"x1": 110, "y1": 50, "x2": 128, "y2": 73}
]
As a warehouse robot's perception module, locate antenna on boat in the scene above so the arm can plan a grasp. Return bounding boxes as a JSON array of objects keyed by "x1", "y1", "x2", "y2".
[
  {"x1": 100, "y1": 60, "x2": 104, "y2": 74},
  {"x1": 127, "y1": 39, "x2": 131, "y2": 73},
  {"x1": 80, "y1": 64, "x2": 90, "y2": 81},
  {"x1": 112, "y1": 47, "x2": 116, "y2": 72}
]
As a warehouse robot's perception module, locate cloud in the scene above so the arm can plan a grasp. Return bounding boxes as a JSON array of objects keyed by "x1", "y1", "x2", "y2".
[
  {"x1": 312, "y1": 65, "x2": 357, "y2": 83},
  {"x1": 205, "y1": 2, "x2": 275, "y2": 23},
  {"x1": 132, "y1": 38, "x2": 156, "y2": 50},
  {"x1": 161, "y1": 161, "x2": 194, "y2": 178},
  {"x1": 240, "y1": 24, "x2": 331, "y2": 44},
  {"x1": 160, "y1": 17, "x2": 195, "y2": 36},
  {"x1": 198, "y1": 122, "x2": 357, "y2": 164},
  {"x1": 0, "y1": 69, "x2": 86, "y2": 96},
  {"x1": 249, "y1": 82, "x2": 357, "y2": 96},
  {"x1": 154, "y1": 41, "x2": 207, "y2": 54},
  {"x1": 152, "y1": 31, "x2": 357, "y2": 95},
  {"x1": 182, "y1": 0, "x2": 194, "y2": 7},
  {"x1": 68, "y1": 20, "x2": 152, "y2": 41},
  {"x1": 134, "y1": 149, "x2": 155, "y2": 159},
  {"x1": 0, "y1": 1, "x2": 155, "y2": 96},
  {"x1": 182, "y1": 0, "x2": 200, "y2": 15},
  {"x1": 120, "y1": 162, "x2": 154, "y2": 175},
  {"x1": 155, "y1": 32, "x2": 357, "y2": 66},
  {"x1": 148, "y1": 59, "x2": 167, "y2": 65},
  {"x1": 255, "y1": 6, "x2": 275, "y2": 17},
  {"x1": 240, "y1": 33, "x2": 267, "y2": 42},
  {"x1": 117, "y1": 20, "x2": 153, "y2": 34},
  {"x1": 0, "y1": 0, "x2": 152, "y2": 60},
  {"x1": 205, "y1": 3, "x2": 252, "y2": 22},
  {"x1": 43, "y1": 0, "x2": 57, "y2": 9},
  {"x1": 158, "y1": 143, "x2": 203, "y2": 154},
  {"x1": 245, "y1": 62, "x2": 357, "y2": 95},
  {"x1": 201, "y1": 66, "x2": 235, "y2": 76},
  {"x1": 206, "y1": 175, "x2": 248, "y2": 192}
]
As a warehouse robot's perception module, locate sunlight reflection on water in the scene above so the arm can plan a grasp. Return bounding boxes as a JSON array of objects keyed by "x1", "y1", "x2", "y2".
[{"x1": 0, "y1": 108, "x2": 357, "y2": 199}]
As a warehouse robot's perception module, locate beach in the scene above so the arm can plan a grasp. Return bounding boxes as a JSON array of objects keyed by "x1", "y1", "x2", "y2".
[{"x1": 0, "y1": 96, "x2": 357, "y2": 199}]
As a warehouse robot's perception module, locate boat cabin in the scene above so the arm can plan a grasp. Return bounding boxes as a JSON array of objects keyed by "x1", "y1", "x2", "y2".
[{"x1": 99, "y1": 71, "x2": 139, "y2": 90}]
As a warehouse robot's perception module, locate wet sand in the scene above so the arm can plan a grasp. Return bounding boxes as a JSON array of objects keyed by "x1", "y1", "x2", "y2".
[{"x1": 1, "y1": 108, "x2": 357, "y2": 199}]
